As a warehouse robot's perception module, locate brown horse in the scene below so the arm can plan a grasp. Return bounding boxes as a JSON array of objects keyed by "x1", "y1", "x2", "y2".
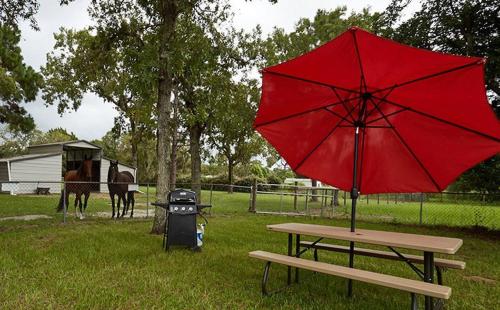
[
  {"x1": 57, "y1": 157, "x2": 93, "y2": 219},
  {"x1": 108, "y1": 160, "x2": 135, "y2": 218}
]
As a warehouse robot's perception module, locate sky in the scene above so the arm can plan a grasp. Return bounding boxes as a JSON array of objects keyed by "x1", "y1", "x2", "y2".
[{"x1": 18, "y1": 0, "x2": 410, "y2": 141}]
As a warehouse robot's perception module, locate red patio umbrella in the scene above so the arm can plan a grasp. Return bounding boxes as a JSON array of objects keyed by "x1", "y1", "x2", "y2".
[{"x1": 254, "y1": 27, "x2": 500, "y2": 296}]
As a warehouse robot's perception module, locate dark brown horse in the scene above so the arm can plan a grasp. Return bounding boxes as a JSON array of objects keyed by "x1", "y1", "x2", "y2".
[
  {"x1": 108, "y1": 161, "x2": 135, "y2": 218},
  {"x1": 57, "y1": 157, "x2": 93, "y2": 219}
]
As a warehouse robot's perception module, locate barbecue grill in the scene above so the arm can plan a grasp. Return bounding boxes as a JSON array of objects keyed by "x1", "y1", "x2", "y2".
[{"x1": 153, "y1": 189, "x2": 210, "y2": 252}]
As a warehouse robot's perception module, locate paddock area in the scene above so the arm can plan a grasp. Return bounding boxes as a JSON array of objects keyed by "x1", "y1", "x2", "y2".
[{"x1": 0, "y1": 189, "x2": 498, "y2": 309}]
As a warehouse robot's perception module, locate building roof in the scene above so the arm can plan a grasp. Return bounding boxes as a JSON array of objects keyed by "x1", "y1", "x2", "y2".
[
  {"x1": 28, "y1": 140, "x2": 102, "y2": 150},
  {"x1": 0, "y1": 152, "x2": 62, "y2": 163}
]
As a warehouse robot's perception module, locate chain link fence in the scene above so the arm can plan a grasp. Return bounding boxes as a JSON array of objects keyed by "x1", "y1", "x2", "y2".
[
  {"x1": 0, "y1": 180, "x2": 498, "y2": 230},
  {"x1": 251, "y1": 183, "x2": 500, "y2": 230},
  {"x1": 0, "y1": 180, "x2": 253, "y2": 223}
]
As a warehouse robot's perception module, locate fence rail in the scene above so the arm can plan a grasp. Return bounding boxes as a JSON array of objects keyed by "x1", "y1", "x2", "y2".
[{"x1": 0, "y1": 180, "x2": 498, "y2": 230}]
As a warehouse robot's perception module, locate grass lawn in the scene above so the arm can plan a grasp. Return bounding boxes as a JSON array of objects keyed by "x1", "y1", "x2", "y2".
[{"x1": 0, "y1": 191, "x2": 499, "y2": 309}]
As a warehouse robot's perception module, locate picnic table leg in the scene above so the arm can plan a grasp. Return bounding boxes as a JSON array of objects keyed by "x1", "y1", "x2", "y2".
[
  {"x1": 288, "y1": 233, "x2": 292, "y2": 285},
  {"x1": 295, "y1": 234, "x2": 300, "y2": 283},
  {"x1": 348, "y1": 241, "x2": 355, "y2": 297},
  {"x1": 424, "y1": 251, "x2": 434, "y2": 310}
]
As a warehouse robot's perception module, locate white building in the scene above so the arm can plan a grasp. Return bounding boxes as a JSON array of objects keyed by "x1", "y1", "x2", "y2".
[{"x1": 0, "y1": 140, "x2": 136, "y2": 194}]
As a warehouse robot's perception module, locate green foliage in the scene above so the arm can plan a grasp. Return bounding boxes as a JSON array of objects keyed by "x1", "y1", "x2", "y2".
[
  {"x1": 0, "y1": 25, "x2": 43, "y2": 133},
  {"x1": 0, "y1": 0, "x2": 39, "y2": 30},
  {"x1": 449, "y1": 155, "x2": 500, "y2": 193},
  {"x1": 260, "y1": 7, "x2": 382, "y2": 67},
  {"x1": 384, "y1": 0, "x2": 500, "y2": 193}
]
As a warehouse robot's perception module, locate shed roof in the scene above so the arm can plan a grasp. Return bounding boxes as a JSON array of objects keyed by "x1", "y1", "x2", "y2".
[
  {"x1": 0, "y1": 152, "x2": 62, "y2": 163},
  {"x1": 28, "y1": 140, "x2": 101, "y2": 150}
]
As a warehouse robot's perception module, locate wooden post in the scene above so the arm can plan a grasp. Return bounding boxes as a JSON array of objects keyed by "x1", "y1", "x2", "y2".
[
  {"x1": 209, "y1": 183, "x2": 213, "y2": 205},
  {"x1": 249, "y1": 178, "x2": 257, "y2": 212},
  {"x1": 304, "y1": 189, "x2": 309, "y2": 215},
  {"x1": 343, "y1": 191, "x2": 346, "y2": 207},
  {"x1": 146, "y1": 183, "x2": 150, "y2": 218},
  {"x1": 293, "y1": 181, "x2": 298, "y2": 211},
  {"x1": 377, "y1": 194, "x2": 380, "y2": 204},
  {"x1": 280, "y1": 184, "x2": 283, "y2": 213}
]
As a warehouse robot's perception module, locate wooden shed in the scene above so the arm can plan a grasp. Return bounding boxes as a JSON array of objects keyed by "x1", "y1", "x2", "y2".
[{"x1": 0, "y1": 140, "x2": 136, "y2": 194}]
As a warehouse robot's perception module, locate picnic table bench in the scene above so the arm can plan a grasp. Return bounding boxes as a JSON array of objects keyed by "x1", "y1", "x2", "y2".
[{"x1": 250, "y1": 223, "x2": 464, "y2": 310}]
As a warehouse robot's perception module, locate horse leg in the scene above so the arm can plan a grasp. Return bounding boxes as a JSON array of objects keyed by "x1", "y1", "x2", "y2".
[
  {"x1": 129, "y1": 192, "x2": 135, "y2": 218},
  {"x1": 83, "y1": 192, "x2": 90, "y2": 219},
  {"x1": 116, "y1": 194, "x2": 121, "y2": 218},
  {"x1": 74, "y1": 194, "x2": 79, "y2": 218},
  {"x1": 120, "y1": 193, "x2": 127, "y2": 217},
  {"x1": 110, "y1": 193, "x2": 115, "y2": 219},
  {"x1": 78, "y1": 193, "x2": 84, "y2": 220}
]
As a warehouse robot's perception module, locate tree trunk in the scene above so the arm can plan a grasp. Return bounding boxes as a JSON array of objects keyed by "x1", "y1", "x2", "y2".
[
  {"x1": 151, "y1": 0, "x2": 178, "y2": 235},
  {"x1": 189, "y1": 123, "x2": 202, "y2": 204},
  {"x1": 169, "y1": 89, "x2": 179, "y2": 191},
  {"x1": 130, "y1": 119, "x2": 139, "y2": 173},
  {"x1": 228, "y1": 158, "x2": 234, "y2": 194},
  {"x1": 311, "y1": 179, "x2": 318, "y2": 202}
]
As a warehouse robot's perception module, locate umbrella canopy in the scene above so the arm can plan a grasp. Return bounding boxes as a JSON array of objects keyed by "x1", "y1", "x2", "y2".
[{"x1": 255, "y1": 27, "x2": 500, "y2": 195}]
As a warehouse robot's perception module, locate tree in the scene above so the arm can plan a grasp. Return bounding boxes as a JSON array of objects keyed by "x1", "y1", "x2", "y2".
[
  {"x1": 32, "y1": 127, "x2": 77, "y2": 145},
  {"x1": 383, "y1": 0, "x2": 500, "y2": 193},
  {"x1": 173, "y1": 9, "x2": 247, "y2": 201},
  {"x1": 209, "y1": 80, "x2": 263, "y2": 192},
  {"x1": 43, "y1": 21, "x2": 157, "y2": 171},
  {"x1": 0, "y1": 23, "x2": 43, "y2": 133}
]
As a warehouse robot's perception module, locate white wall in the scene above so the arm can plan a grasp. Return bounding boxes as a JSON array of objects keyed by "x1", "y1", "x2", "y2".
[{"x1": 9, "y1": 154, "x2": 62, "y2": 194}]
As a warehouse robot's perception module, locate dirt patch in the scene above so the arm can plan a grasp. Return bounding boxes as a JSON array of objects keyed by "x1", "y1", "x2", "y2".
[
  {"x1": 464, "y1": 275, "x2": 496, "y2": 285},
  {"x1": 0, "y1": 214, "x2": 52, "y2": 221},
  {"x1": 94, "y1": 209, "x2": 151, "y2": 219}
]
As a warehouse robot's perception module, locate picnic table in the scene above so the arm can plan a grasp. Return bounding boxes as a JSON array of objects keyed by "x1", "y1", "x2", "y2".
[{"x1": 250, "y1": 223, "x2": 464, "y2": 310}]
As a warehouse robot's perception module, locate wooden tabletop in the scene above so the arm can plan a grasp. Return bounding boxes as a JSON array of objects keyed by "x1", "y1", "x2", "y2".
[{"x1": 267, "y1": 223, "x2": 463, "y2": 254}]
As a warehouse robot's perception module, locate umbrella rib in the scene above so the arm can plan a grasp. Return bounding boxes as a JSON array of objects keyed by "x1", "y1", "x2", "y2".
[
  {"x1": 366, "y1": 108, "x2": 409, "y2": 125},
  {"x1": 330, "y1": 86, "x2": 356, "y2": 123},
  {"x1": 364, "y1": 85, "x2": 397, "y2": 119},
  {"x1": 371, "y1": 60, "x2": 482, "y2": 95},
  {"x1": 324, "y1": 108, "x2": 355, "y2": 125},
  {"x1": 351, "y1": 29, "x2": 367, "y2": 93},
  {"x1": 368, "y1": 98, "x2": 442, "y2": 191},
  {"x1": 293, "y1": 105, "x2": 358, "y2": 171},
  {"x1": 263, "y1": 70, "x2": 360, "y2": 95},
  {"x1": 254, "y1": 96, "x2": 361, "y2": 128},
  {"x1": 371, "y1": 95, "x2": 500, "y2": 142}
]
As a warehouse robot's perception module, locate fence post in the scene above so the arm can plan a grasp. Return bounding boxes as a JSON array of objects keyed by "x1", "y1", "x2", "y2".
[
  {"x1": 343, "y1": 191, "x2": 346, "y2": 207},
  {"x1": 377, "y1": 194, "x2": 380, "y2": 204},
  {"x1": 146, "y1": 183, "x2": 149, "y2": 218},
  {"x1": 366, "y1": 194, "x2": 369, "y2": 205},
  {"x1": 419, "y1": 193, "x2": 424, "y2": 225},
  {"x1": 249, "y1": 179, "x2": 257, "y2": 212},
  {"x1": 280, "y1": 184, "x2": 283, "y2": 213},
  {"x1": 63, "y1": 182, "x2": 67, "y2": 224},
  {"x1": 305, "y1": 188, "x2": 309, "y2": 215},
  {"x1": 210, "y1": 183, "x2": 213, "y2": 205},
  {"x1": 293, "y1": 181, "x2": 298, "y2": 211}
]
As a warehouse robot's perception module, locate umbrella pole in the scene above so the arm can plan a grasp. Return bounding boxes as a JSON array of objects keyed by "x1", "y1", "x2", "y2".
[{"x1": 347, "y1": 126, "x2": 360, "y2": 297}]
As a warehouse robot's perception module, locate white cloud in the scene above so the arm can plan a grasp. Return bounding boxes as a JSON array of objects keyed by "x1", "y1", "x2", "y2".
[{"x1": 17, "y1": 0, "x2": 417, "y2": 140}]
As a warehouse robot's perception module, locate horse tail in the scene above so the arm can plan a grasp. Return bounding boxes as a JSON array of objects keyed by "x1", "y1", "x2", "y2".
[{"x1": 56, "y1": 189, "x2": 65, "y2": 212}]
